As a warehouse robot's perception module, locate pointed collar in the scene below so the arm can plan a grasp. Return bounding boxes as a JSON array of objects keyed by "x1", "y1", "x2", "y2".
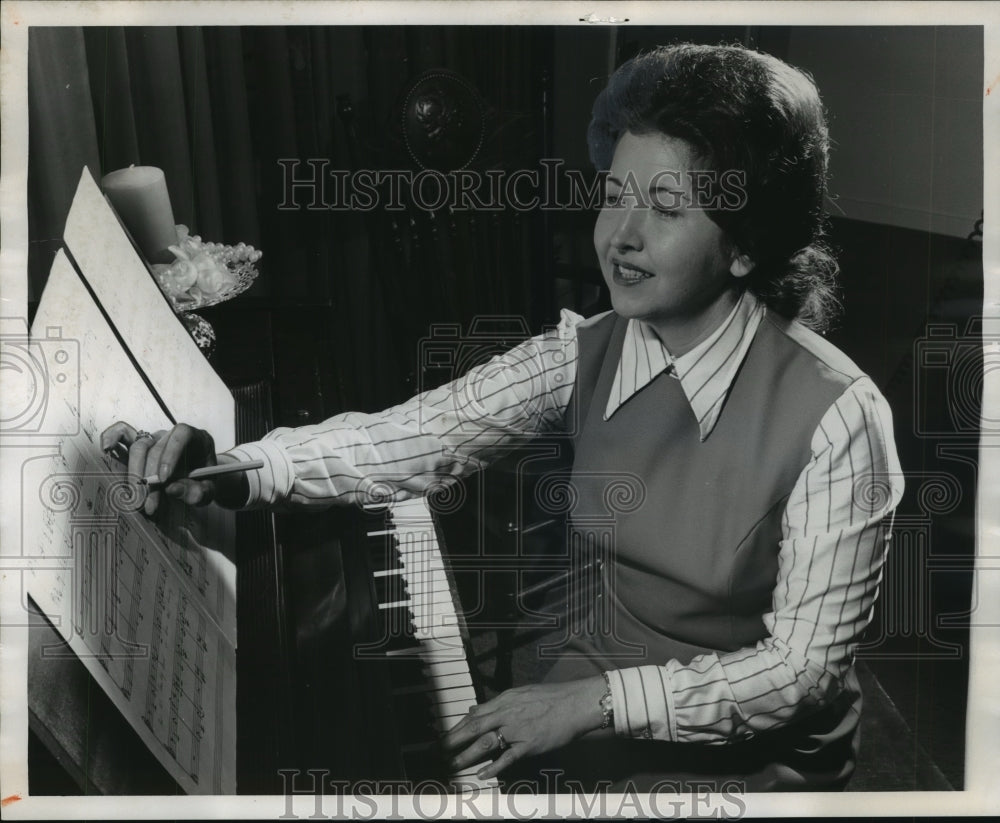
[{"x1": 604, "y1": 290, "x2": 764, "y2": 440}]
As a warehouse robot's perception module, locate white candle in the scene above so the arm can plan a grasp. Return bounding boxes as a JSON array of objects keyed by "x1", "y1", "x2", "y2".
[{"x1": 101, "y1": 166, "x2": 178, "y2": 263}]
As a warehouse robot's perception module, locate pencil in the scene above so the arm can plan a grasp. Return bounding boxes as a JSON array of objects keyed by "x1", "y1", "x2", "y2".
[{"x1": 140, "y1": 459, "x2": 264, "y2": 486}]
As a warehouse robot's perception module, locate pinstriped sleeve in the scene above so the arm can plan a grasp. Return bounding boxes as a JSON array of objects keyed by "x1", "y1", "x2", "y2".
[
  {"x1": 223, "y1": 309, "x2": 583, "y2": 510},
  {"x1": 606, "y1": 376, "x2": 904, "y2": 743}
]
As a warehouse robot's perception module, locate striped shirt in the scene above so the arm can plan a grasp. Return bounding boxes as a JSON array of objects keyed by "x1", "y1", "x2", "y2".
[{"x1": 227, "y1": 290, "x2": 904, "y2": 745}]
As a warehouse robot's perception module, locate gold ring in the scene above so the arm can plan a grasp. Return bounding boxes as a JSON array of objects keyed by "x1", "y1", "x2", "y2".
[
  {"x1": 495, "y1": 729, "x2": 509, "y2": 752},
  {"x1": 134, "y1": 430, "x2": 154, "y2": 442}
]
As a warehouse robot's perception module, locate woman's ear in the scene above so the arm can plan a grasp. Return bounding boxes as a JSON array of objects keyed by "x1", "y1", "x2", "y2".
[{"x1": 729, "y1": 252, "x2": 755, "y2": 279}]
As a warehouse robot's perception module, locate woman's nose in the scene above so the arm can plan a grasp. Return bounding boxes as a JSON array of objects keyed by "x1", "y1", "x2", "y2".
[{"x1": 609, "y1": 204, "x2": 643, "y2": 251}]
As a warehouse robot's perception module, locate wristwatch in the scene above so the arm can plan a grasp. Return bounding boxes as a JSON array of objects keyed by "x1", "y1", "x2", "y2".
[{"x1": 600, "y1": 673, "x2": 615, "y2": 729}]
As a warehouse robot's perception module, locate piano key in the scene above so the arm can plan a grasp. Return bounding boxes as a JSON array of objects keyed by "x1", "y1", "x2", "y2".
[
  {"x1": 378, "y1": 599, "x2": 412, "y2": 611},
  {"x1": 436, "y1": 713, "x2": 471, "y2": 733},
  {"x1": 454, "y1": 762, "x2": 493, "y2": 778},
  {"x1": 373, "y1": 573, "x2": 407, "y2": 604},
  {"x1": 409, "y1": 601, "x2": 462, "y2": 619},
  {"x1": 399, "y1": 558, "x2": 447, "y2": 575},
  {"x1": 392, "y1": 673, "x2": 472, "y2": 696},
  {"x1": 422, "y1": 658, "x2": 473, "y2": 678},
  {"x1": 413, "y1": 625, "x2": 463, "y2": 642},
  {"x1": 400, "y1": 574, "x2": 451, "y2": 593},
  {"x1": 379, "y1": 631, "x2": 422, "y2": 655},
  {"x1": 365, "y1": 495, "x2": 501, "y2": 791},
  {"x1": 430, "y1": 689, "x2": 479, "y2": 710},
  {"x1": 396, "y1": 547, "x2": 446, "y2": 563}
]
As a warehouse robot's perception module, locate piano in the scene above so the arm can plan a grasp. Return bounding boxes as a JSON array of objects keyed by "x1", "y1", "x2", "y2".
[
  {"x1": 233, "y1": 383, "x2": 510, "y2": 796},
  {"x1": 350, "y1": 496, "x2": 500, "y2": 792}
]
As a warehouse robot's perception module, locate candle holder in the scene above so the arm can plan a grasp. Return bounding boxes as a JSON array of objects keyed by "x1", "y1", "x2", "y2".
[{"x1": 151, "y1": 225, "x2": 261, "y2": 354}]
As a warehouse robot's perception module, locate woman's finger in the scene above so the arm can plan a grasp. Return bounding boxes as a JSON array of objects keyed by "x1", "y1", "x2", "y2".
[
  {"x1": 142, "y1": 431, "x2": 169, "y2": 516},
  {"x1": 100, "y1": 420, "x2": 142, "y2": 454},
  {"x1": 450, "y1": 730, "x2": 505, "y2": 772},
  {"x1": 475, "y1": 743, "x2": 522, "y2": 781},
  {"x1": 442, "y1": 705, "x2": 498, "y2": 751},
  {"x1": 165, "y1": 479, "x2": 216, "y2": 507},
  {"x1": 156, "y1": 424, "x2": 216, "y2": 485},
  {"x1": 127, "y1": 431, "x2": 156, "y2": 486}
]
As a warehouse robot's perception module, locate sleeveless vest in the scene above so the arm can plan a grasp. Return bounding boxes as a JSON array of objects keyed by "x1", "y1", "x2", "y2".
[{"x1": 534, "y1": 309, "x2": 868, "y2": 791}]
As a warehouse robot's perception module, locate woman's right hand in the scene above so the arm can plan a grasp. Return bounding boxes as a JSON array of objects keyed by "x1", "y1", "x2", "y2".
[{"x1": 100, "y1": 421, "x2": 245, "y2": 515}]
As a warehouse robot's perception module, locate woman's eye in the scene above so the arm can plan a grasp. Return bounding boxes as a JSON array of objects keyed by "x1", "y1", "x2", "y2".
[{"x1": 603, "y1": 192, "x2": 621, "y2": 207}]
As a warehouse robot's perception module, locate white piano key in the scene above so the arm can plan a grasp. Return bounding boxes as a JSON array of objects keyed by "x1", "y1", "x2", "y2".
[
  {"x1": 397, "y1": 547, "x2": 444, "y2": 562},
  {"x1": 392, "y1": 671, "x2": 472, "y2": 695},
  {"x1": 454, "y1": 762, "x2": 494, "y2": 778},
  {"x1": 426, "y1": 670, "x2": 473, "y2": 689},
  {"x1": 414, "y1": 637, "x2": 468, "y2": 655},
  {"x1": 415, "y1": 638, "x2": 464, "y2": 654},
  {"x1": 408, "y1": 590, "x2": 459, "y2": 609},
  {"x1": 424, "y1": 684, "x2": 479, "y2": 705},
  {"x1": 400, "y1": 557, "x2": 446, "y2": 573},
  {"x1": 421, "y1": 659, "x2": 471, "y2": 678},
  {"x1": 431, "y1": 688, "x2": 479, "y2": 708},
  {"x1": 413, "y1": 624, "x2": 462, "y2": 641},
  {"x1": 411, "y1": 620, "x2": 462, "y2": 637},
  {"x1": 392, "y1": 498, "x2": 432, "y2": 512},
  {"x1": 400, "y1": 567, "x2": 449, "y2": 584},
  {"x1": 404, "y1": 579, "x2": 453, "y2": 598},
  {"x1": 431, "y1": 700, "x2": 479, "y2": 720},
  {"x1": 436, "y1": 713, "x2": 466, "y2": 732},
  {"x1": 402, "y1": 571, "x2": 448, "y2": 588}
]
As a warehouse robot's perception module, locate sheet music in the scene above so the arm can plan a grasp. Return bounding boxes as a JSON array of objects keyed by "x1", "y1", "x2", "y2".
[
  {"x1": 62, "y1": 168, "x2": 236, "y2": 450},
  {"x1": 23, "y1": 249, "x2": 236, "y2": 794}
]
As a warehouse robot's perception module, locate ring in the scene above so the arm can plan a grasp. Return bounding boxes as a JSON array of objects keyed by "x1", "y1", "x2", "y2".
[
  {"x1": 495, "y1": 729, "x2": 509, "y2": 752},
  {"x1": 134, "y1": 430, "x2": 154, "y2": 442}
]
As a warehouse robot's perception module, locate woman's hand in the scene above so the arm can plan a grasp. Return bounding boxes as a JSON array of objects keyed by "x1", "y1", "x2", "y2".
[
  {"x1": 100, "y1": 421, "x2": 241, "y2": 515},
  {"x1": 443, "y1": 676, "x2": 608, "y2": 780}
]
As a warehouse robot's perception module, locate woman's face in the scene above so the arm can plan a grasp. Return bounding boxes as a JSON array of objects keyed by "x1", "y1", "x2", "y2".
[{"x1": 593, "y1": 130, "x2": 749, "y2": 353}]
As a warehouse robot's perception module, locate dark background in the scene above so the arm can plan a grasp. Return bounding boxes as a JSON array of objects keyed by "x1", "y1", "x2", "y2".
[{"x1": 26, "y1": 24, "x2": 983, "y2": 793}]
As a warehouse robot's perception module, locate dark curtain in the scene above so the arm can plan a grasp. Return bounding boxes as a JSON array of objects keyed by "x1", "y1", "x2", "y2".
[
  {"x1": 28, "y1": 27, "x2": 259, "y2": 295},
  {"x1": 28, "y1": 25, "x2": 550, "y2": 415}
]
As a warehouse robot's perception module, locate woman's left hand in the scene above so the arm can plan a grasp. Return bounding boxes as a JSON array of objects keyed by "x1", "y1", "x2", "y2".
[{"x1": 443, "y1": 676, "x2": 607, "y2": 780}]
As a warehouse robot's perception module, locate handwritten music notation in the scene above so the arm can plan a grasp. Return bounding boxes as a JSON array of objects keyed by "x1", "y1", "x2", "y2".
[{"x1": 24, "y1": 247, "x2": 237, "y2": 794}]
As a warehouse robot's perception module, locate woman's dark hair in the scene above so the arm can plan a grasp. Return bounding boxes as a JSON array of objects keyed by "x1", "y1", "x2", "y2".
[{"x1": 588, "y1": 43, "x2": 841, "y2": 332}]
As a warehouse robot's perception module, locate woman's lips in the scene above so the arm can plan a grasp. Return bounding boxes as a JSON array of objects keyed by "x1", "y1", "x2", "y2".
[{"x1": 612, "y1": 261, "x2": 655, "y2": 285}]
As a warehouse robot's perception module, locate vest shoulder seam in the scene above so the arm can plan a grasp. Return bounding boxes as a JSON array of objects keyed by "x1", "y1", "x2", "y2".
[{"x1": 762, "y1": 312, "x2": 864, "y2": 385}]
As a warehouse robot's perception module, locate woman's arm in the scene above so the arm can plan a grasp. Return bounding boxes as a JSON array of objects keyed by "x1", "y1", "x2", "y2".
[
  {"x1": 102, "y1": 309, "x2": 583, "y2": 514},
  {"x1": 441, "y1": 376, "x2": 904, "y2": 777},
  {"x1": 605, "y1": 376, "x2": 904, "y2": 742}
]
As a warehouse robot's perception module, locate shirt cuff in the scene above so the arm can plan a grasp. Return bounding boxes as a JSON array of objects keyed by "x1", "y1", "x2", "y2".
[
  {"x1": 605, "y1": 666, "x2": 676, "y2": 741},
  {"x1": 221, "y1": 440, "x2": 295, "y2": 509}
]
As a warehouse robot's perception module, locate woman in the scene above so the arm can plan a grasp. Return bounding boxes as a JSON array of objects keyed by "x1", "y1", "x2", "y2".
[{"x1": 103, "y1": 43, "x2": 903, "y2": 792}]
